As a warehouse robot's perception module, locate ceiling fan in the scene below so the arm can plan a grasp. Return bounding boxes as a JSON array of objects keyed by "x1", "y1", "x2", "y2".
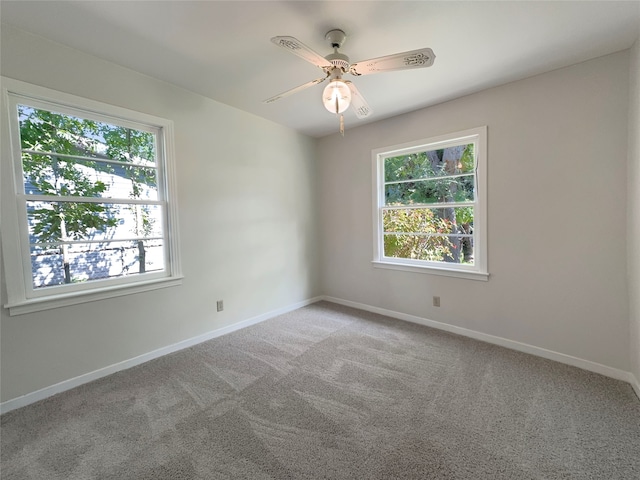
[{"x1": 264, "y1": 29, "x2": 435, "y2": 135}]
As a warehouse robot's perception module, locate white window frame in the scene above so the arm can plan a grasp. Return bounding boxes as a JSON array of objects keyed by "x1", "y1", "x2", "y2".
[
  {"x1": 1, "y1": 77, "x2": 183, "y2": 315},
  {"x1": 372, "y1": 126, "x2": 488, "y2": 281}
]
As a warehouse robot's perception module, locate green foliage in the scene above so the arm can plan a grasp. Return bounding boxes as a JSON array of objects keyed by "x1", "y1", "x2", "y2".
[
  {"x1": 455, "y1": 206, "x2": 474, "y2": 226},
  {"x1": 19, "y1": 107, "x2": 99, "y2": 156},
  {"x1": 384, "y1": 145, "x2": 475, "y2": 207},
  {"x1": 460, "y1": 143, "x2": 474, "y2": 173},
  {"x1": 100, "y1": 125, "x2": 157, "y2": 190},
  {"x1": 384, "y1": 152, "x2": 434, "y2": 183},
  {"x1": 383, "y1": 208, "x2": 453, "y2": 261},
  {"x1": 29, "y1": 201, "x2": 117, "y2": 242},
  {"x1": 100, "y1": 125, "x2": 155, "y2": 164},
  {"x1": 386, "y1": 176, "x2": 474, "y2": 206}
]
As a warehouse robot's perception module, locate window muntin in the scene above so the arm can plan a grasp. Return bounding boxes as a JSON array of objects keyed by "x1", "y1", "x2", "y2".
[
  {"x1": 373, "y1": 127, "x2": 487, "y2": 280},
  {"x1": 2, "y1": 79, "x2": 182, "y2": 313}
]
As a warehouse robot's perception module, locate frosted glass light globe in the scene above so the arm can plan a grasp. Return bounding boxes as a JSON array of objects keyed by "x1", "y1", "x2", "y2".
[{"x1": 322, "y1": 80, "x2": 351, "y2": 114}]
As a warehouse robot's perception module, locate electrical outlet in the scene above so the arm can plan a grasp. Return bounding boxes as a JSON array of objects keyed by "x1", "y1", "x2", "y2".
[
  {"x1": 433, "y1": 296, "x2": 440, "y2": 307},
  {"x1": 216, "y1": 300, "x2": 224, "y2": 312}
]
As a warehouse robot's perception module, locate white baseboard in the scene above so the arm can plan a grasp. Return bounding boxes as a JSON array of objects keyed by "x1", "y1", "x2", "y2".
[
  {"x1": 631, "y1": 374, "x2": 640, "y2": 401},
  {"x1": 0, "y1": 296, "x2": 323, "y2": 415},
  {"x1": 322, "y1": 296, "x2": 636, "y2": 386}
]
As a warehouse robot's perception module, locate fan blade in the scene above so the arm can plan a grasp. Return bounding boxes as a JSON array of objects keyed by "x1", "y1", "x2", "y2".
[
  {"x1": 349, "y1": 48, "x2": 435, "y2": 76},
  {"x1": 345, "y1": 81, "x2": 373, "y2": 119},
  {"x1": 271, "y1": 36, "x2": 331, "y2": 69},
  {"x1": 263, "y1": 76, "x2": 328, "y2": 104}
]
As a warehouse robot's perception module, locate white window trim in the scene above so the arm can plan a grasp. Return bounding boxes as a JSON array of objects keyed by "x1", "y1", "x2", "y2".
[
  {"x1": 1, "y1": 77, "x2": 183, "y2": 315},
  {"x1": 371, "y1": 126, "x2": 488, "y2": 281}
]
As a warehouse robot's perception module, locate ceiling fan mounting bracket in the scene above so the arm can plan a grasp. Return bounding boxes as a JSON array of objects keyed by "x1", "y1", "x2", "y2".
[{"x1": 325, "y1": 29, "x2": 346, "y2": 49}]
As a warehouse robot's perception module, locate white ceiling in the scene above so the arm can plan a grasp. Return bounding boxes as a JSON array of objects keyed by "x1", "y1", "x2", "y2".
[{"x1": 1, "y1": 1, "x2": 639, "y2": 137}]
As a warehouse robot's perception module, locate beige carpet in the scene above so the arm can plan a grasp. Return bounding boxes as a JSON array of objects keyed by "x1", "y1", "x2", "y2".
[{"x1": 2, "y1": 301, "x2": 639, "y2": 479}]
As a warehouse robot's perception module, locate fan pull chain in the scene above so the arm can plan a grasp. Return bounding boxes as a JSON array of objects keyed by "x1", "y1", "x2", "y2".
[{"x1": 333, "y1": 95, "x2": 345, "y2": 136}]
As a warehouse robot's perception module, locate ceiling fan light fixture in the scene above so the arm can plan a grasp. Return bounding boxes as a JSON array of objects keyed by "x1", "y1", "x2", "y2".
[{"x1": 322, "y1": 79, "x2": 351, "y2": 114}]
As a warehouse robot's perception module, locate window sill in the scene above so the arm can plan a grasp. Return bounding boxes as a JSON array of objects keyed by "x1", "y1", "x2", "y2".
[
  {"x1": 4, "y1": 276, "x2": 184, "y2": 316},
  {"x1": 372, "y1": 260, "x2": 489, "y2": 281}
]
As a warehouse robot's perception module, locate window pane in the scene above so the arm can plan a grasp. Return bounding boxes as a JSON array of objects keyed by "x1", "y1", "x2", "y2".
[
  {"x1": 19, "y1": 105, "x2": 156, "y2": 166},
  {"x1": 30, "y1": 239, "x2": 165, "y2": 288},
  {"x1": 385, "y1": 175, "x2": 475, "y2": 205},
  {"x1": 22, "y1": 153, "x2": 158, "y2": 200},
  {"x1": 27, "y1": 201, "x2": 164, "y2": 243},
  {"x1": 384, "y1": 143, "x2": 475, "y2": 182},
  {"x1": 383, "y1": 207, "x2": 474, "y2": 264},
  {"x1": 383, "y1": 234, "x2": 474, "y2": 264}
]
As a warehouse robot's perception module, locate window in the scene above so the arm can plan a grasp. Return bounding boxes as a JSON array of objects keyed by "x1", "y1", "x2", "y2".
[
  {"x1": 372, "y1": 127, "x2": 488, "y2": 280},
  {"x1": 1, "y1": 78, "x2": 182, "y2": 315}
]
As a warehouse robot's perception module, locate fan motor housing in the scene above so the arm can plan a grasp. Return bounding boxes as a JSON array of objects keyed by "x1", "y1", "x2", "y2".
[{"x1": 325, "y1": 52, "x2": 350, "y2": 72}]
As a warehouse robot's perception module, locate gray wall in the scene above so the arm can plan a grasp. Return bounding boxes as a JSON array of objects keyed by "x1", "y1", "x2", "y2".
[
  {"x1": 317, "y1": 51, "x2": 631, "y2": 371},
  {"x1": 629, "y1": 38, "x2": 640, "y2": 388},
  {"x1": 0, "y1": 26, "x2": 321, "y2": 403}
]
